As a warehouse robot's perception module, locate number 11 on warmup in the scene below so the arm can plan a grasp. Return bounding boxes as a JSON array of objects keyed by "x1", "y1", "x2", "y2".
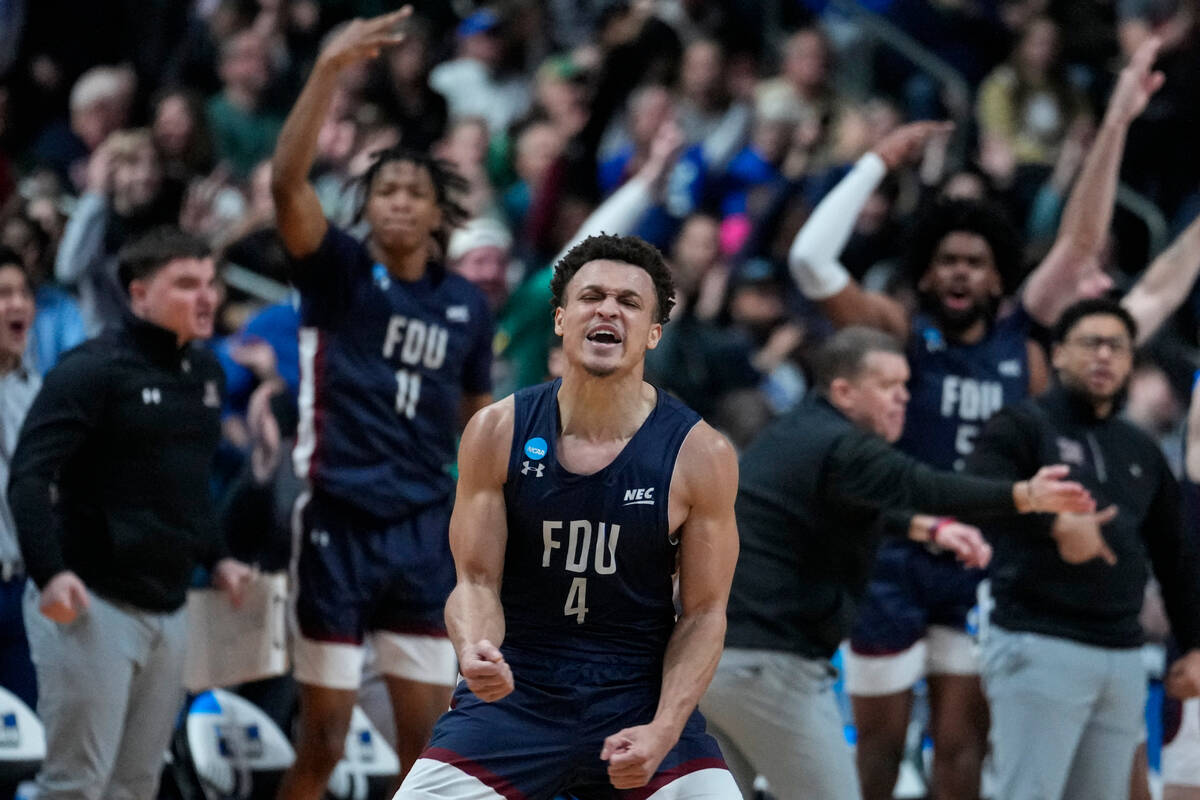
[{"x1": 395, "y1": 369, "x2": 421, "y2": 418}]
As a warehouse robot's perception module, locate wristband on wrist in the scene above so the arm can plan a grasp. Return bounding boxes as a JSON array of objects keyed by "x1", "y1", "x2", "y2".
[{"x1": 927, "y1": 516, "x2": 955, "y2": 547}]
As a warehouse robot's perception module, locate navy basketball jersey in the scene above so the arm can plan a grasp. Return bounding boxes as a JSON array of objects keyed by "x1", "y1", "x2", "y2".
[
  {"x1": 897, "y1": 308, "x2": 1031, "y2": 471},
  {"x1": 500, "y1": 379, "x2": 701, "y2": 667},
  {"x1": 290, "y1": 225, "x2": 493, "y2": 520}
]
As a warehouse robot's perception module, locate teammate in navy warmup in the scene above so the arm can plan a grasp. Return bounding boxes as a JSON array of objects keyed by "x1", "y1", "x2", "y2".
[
  {"x1": 269, "y1": 9, "x2": 494, "y2": 798},
  {"x1": 787, "y1": 38, "x2": 1166, "y2": 800},
  {"x1": 395, "y1": 233, "x2": 742, "y2": 799}
]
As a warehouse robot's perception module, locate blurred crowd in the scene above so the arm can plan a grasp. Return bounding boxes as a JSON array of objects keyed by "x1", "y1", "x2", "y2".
[
  {"x1": 4, "y1": 0, "x2": 1200, "y2": 795},
  {"x1": 4, "y1": 0, "x2": 1200, "y2": 458}
]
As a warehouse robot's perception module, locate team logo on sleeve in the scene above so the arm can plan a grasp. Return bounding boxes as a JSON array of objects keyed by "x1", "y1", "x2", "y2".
[{"x1": 1056, "y1": 436, "x2": 1085, "y2": 466}]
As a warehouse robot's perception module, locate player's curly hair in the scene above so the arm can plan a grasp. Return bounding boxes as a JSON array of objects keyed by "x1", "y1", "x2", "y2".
[
  {"x1": 550, "y1": 234, "x2": 676, "y2": 324},
  {"x1": 354, "y1": 146, "x2": 470, "y2": 253},
  {"x1": 906, "y1": 198, "x2": 1023, "y2": 294}
]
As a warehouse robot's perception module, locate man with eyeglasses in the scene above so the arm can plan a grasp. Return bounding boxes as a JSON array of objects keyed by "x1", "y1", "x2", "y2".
[{"x1": 967, "y1": 297, "x2": 1200, "y2": 800}]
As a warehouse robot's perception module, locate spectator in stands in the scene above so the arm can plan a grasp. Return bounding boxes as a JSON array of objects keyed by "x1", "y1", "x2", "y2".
[
  {"x1": 428, "y1": 8, "x2": 531, "y2": 137},
  {"x1": 0, "y1": 249, "x2": 39, "y2": 717},
  {"x1": 55, "y1": 128, "x2": 183, "y2": 334},
  {"x1": 598, "y1": 84, "x2": 678, "y2": 195},
  {"x1": 977, "y1": 17, "x2": 1091, "y2": 173},
  {"x1": 676, "y1": 38, "x2": 752, "y2": 173},
  {"x1": 756, "y1": 28, "x2": 837, "y2": 139},
  {"x1": 500, "y1": 119, "x2": 565, "y2": 231},
  {"x1": 32, "y1": 65, "x2": 132, "y2": 191},
  {"x1": 977, "y1": 17, "x2": 1092, "y2": 216},
  {"x1": 152, "y1": 88, "x2": 216, "y2": 183},
  {"x1": 644, "y1": 217, "x2": 760, "y2": 421},
  {"x1": 0, "y1": 212, "x2": 86, "y2": 375},
  {"x1": 530, "y1": 56, "x2": 588, "y2": 143},
  {"x1": 364, "y1": 14, "x2": 447, "y2": 153},
  {"x1": 448, "y1": 217, "x2": 512, "y2": 315},
  {"x1": 436, "y1": 116, "x2": 497, "y2": 219},
  {"x1": 720, "y1": 94, "x2": 800, "y2": 219},
  {"x1": 207, "y1": 28, "x2": 284, "y2": 179},
  {"x1": 9, "y1": 227, "x2": 252, "y2": 800}
]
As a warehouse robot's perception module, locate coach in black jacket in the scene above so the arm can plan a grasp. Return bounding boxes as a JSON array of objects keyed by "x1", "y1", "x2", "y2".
[
  {"x1": 698, "y1": 326, "x2": 1094, "y2": 800},
  {"x1": 968, "y1": 297, "x2": 1200, "y2": 800},
  {"x1": 8, "y1": 228, "x2": 252, "y2": 800}
]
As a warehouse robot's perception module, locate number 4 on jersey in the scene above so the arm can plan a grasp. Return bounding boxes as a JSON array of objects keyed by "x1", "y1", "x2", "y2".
[{"x1": 565, "y1": 577, "x2": 589, "y2": 623}]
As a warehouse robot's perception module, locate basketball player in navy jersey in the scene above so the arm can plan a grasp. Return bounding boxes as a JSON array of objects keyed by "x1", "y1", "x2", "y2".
[
  {"x1": 788, "y1": 39, "x2": 1167, "y2": 800},
  {"x1": 270, "y1": 9, "x2": 494, "y2": 799},
  {"x1": 394, "y1": 233, "x2": 742, "y2": 799}
]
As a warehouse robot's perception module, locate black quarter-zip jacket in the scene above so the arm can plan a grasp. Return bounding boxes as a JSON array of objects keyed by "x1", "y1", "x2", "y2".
[
  {"x1": 8, "y1": 315, "x2": 229, "y2": 612},
  {"x1": 968, "y1": 384, "x2": 1200, "y2": 650}
]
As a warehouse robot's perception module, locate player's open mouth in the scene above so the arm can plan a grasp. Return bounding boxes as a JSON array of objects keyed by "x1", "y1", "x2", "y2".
[
  {"x1": 586, "y1": 327, "x2": 622, "y2": 345},
  {"x1": 7, "y1": 320, "x2": 27, "y2": 335},
  {"x1": 943, "y1": 290, "x2": 971, "y2": 311}
]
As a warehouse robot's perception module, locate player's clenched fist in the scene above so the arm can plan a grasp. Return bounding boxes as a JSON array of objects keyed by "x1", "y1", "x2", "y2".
[
  {"x1": 601, "y1": 723, "x2": 675, "y2": 789},
  {"x1": 459, "y1": 639, "x2": 514, "y2": 702}
]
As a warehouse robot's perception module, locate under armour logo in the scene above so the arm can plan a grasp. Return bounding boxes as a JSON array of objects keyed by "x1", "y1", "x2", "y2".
[
  {"x1": 142, "y1": 388, "x2": 162, "y2": 405},
  {"x1": 521, "y1": 460, "x2": 545, "y2": 477},
  {"x1": 202, "y1": 380, "x2": 220, "y2": 408},
  {"x1": 310, "y1": 529, "x2": 330, "y2": 547}
]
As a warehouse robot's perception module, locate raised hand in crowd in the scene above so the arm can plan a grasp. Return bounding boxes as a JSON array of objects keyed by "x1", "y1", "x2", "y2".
[{"x1": 872, "y1": 120, "x2": 955, "y2": 171}]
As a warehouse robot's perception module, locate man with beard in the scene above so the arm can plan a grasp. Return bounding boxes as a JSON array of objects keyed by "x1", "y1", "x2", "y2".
[
  {"x1": 785, "y1": 38, "x2": 1165, "y2": 800},
  {"x1": 967, "y1": 298, "x2": 1200, "y2": 799},
  {"x1": 700, "y1": 325, "x2": 1096, "y2": 800}
]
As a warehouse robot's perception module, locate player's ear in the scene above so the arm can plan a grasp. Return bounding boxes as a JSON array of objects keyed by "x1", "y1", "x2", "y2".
[
  {"x1": 553, "y1": 306, "x2": 565, "y2": 336},
  {"x1": 645, "y1": 322, "x2": 662, "y2": 350}
]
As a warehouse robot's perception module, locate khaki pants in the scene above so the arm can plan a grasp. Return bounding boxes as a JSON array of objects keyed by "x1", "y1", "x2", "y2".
[
  {"x1": 982, "y1": 625, "x2": 1145, "y2": 800},
  {"x1": 24, "y1": 584, "x2": 187, "y2": 800},
  {"x1": 700, "y1": 648, "x2": 862, "y2": 800}
]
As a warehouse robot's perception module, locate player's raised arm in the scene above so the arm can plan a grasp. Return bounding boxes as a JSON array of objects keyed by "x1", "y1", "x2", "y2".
[
  {"x1": 445, "y1": 398, "x2": 516, "y2": 702},
  {"x1": 271, "y1": 8, "x2": 411, "y2": 257},
  {"x1": 602, "y1": 422, "x2": 739, "y2": 789},
  {"x1": 1022, "y1": 36, "x2": 1164, "y2": 326},
  {"x1": 787, "y1": 121, "x2": 950, "y2": 340},
  {"x1": 1120, "y1": 206, "x2": 1200, "y2": 345}
]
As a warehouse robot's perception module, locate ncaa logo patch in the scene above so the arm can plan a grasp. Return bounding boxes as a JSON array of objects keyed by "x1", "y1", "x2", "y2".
[
  {"x1": 523, "y1": 437, "x2": 548, "y2": 460},
  {"x1": 372, "y1": 264, "x2": 391, "y2": 291}
]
